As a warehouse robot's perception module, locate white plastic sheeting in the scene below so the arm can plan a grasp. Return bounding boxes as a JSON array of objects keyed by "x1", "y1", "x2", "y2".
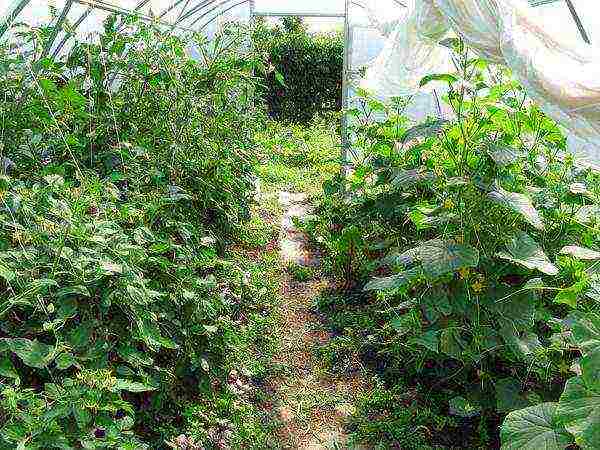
[{"x1": 362, "y1": 0, "x2": 600, "y2": 160}]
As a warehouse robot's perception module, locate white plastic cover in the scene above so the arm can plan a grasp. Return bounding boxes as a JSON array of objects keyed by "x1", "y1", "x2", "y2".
[{"x1": 362, "y1": 0, "x2": 600, "y2": 160}]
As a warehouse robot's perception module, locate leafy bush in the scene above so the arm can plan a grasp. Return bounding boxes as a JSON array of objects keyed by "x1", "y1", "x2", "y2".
[
  {"x1": 305, "y1": 40, "x2": 600, "y2": 448},
  {"x1": 253, "y1": 17, "x2": 343, "y2": 123},
  {"x1": 0, "y1": 17, "x2": 270, "y2": 448}
]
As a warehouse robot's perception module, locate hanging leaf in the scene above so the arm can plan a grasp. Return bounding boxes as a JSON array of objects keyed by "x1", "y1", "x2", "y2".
[
  {"x1": 0, "y1": 262, "x2": 15, "y2": 282},
  {"x1": 501, "y1": 402, "x2": 571, "y2": 450},
  {"x1": 1, "y1": 338, "x2": 56, "y2": 369},
  {"x1": 489, "y1": 145, "x2": 523, "y2": 167},
  {"x1": 560, "y1": 246, "x2": 600, "y2": 260},
  {"x1": 400, "y1": 120, "x2": 447, "y2": 143},
  {"x1": 488, "y1": 186, "x2": 544, "y2": 230},
  {"x1": 391, "y1": 167, "x2": 436, "y2": 187},
  {"x1": 364, "y1": 268, "x2": 420, "y2": 291},
  {"x1": 419, "y1": 73, "x2": 457, "y2": 88},
  {"x1": 497, "y1": 232, "x2": 558, "y2": 275},
  {"x1": 418, "y1": 242, "x2": 479, "y2": 278}
]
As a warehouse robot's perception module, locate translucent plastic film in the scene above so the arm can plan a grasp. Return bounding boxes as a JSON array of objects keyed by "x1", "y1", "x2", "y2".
[
  {"x1": 362, "y1": 0, "x2": 600, "y2": 159},
  {"x1": 253, "y1": 0, "x2": 344, "y2": 16},
  {"x1": 1, "y1": 1, "x2": 252, "y2": 45}
]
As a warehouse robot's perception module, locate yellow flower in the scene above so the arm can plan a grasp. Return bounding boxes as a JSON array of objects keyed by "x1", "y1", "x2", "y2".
[
  {"x1": 443, "y1": 198, "x2": 455, "y2": 209},
  {"x1": 0, "y1": 190, "x2": 5, "y2": 201},
  {"x1": 455, "y1": 235, "x2": 464, "y2": 244},
  {"x1": 459, "y1": 267, "x2": 470, "y2": 279},
  {"x1": 471, "y1": 279, "x2": 485, "y2": 293}
]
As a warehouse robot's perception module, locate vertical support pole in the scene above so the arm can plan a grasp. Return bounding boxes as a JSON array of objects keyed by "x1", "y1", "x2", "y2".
[{"x1": 340, "y1": 0, "x2": 350, "y2": 179}]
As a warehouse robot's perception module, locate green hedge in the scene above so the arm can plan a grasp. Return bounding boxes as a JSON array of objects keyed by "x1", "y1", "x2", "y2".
[{"x1": 254, "y1": 17, "x2": 343, "y2": 123}]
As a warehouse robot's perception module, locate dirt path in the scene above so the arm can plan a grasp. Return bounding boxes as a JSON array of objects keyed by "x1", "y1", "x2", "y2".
[{"x1": 272, "y1": 192, "x2": 370, "y2": 450}]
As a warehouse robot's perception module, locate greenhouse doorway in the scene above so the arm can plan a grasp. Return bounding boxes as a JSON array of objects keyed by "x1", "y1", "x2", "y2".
[{"x1": 250, "y1": 0, "x2": 352, "y2": 175}]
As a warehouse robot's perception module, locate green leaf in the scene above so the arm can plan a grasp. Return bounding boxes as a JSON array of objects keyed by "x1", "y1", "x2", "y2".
[
  {"x1": 560, "y1": 246, "x2": 600, "y2": 260},
  {"x1": 488, "y1": 186, "x2": 544, "y2": 231},
  {"x1": 496, "y1": 378, "x2": 532, "y2": 413},
  {"x1": 493, "y1": 290, "x2": 536, "y2": 330},
  {"x1": 274, "y1": 71, "x2": 286, "y2": 87},
  {"x1": 400, "y1": 120, "x2": 447, "y2": 143},
  {"x1": 418, "y1": 242, "x2": 479, "y2": 278},
  {"x1": 570, "y1": 312, "x2": 600, "y2": 356},
  {"x1": 0, "y1": 262, "x2": 15, "y2": 282},
  {"x1": 391, "y1": 167, "x2": 436, "y2": 187},
  {"x1": 364, "y1": 268, "x2": 420, "y2": 291},
  {"x1": 570, "y1": 312, "x2": 600, "y2": 388},
  {"x1": 0, "y1": 356, "x2": 20, "y2": 385},
  {"x1": 556, "y1": 377, "x2": 600, "y2": 439},
  {"x1": 412, "y1": 330, "x2": 439, "y2": 353},
  {"x1": 449, "y1": 396, "x2": 481, "y2": 418},
  {"x1": 419, "y1": 73, "x2": 457, "y2": 88},
  {"x1": 575, "y1": 205, "x2": 600, "y2": 225},
  {"x1": 489, "y1": 145, "x2": 523, "y2": 167},
  {"x1": 390, "y1": 315, "x2": 413, "y2": 336},
  {"x1": 117, "y1": 345, "x2": 153, "y2": 367},
  {"x1": 114, "y1": 379, "x2": 156, "y2": 393},
  {"x1": 1, "y1": 338, "x2": 56, "y2": 369},
  {"x1": 137, "y1": 319, "x2": 178, "y2": 350},
  {"x1": 497, "y1": 232, "x2": 558, "y2": 275},
  {"x1": 56, "y1": 285, "x2": 90, "y2": 299},
  {"x1": 439, "y1": 328, "x2": 466, "y2": 358},
  {"x1": 55, "y1": 352, "x2": 77, "y2": 370},
  {"x1": 501, "y1": 402, "x2": 571, "y2": 450},
  {"x1": 554, "y1": 289, "x2": 578, "y2": 308}
]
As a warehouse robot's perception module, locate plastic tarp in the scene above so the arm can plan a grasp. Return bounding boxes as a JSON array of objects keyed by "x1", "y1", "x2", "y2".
[{"x1": 361, "y1": 0, "x2": 600, "y2": 160}]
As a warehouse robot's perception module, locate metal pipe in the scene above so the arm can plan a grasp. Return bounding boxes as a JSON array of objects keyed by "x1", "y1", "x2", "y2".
[
  {"x1": 52, "y1": 6, "x2": 93, "y2": 57},
  {"x1": 191, "y1": 0, "x2": 249, "y2": 29},
  {"x1": 252, "y1": 12, "x2": 345, "y2": 18},
  {"x1": 40, "y1": 0, "x2": 73, "y2": 60},
  {"x1": 565, "y1": 0, "x2": 590, "y2": 44},
  {"x1": 0, "y1": 0, "x2": 32, "y2": 38},
  {"x1": 340, "y1": 0, "x2": 350, "y2": 178}
]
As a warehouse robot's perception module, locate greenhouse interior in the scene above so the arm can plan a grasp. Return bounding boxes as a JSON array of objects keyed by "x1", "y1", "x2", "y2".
[{"x1": 1, "y1": 0, "x2": 599, "y2": 448}]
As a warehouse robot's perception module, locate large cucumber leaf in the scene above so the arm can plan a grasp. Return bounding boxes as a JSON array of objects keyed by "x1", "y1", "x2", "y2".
[
  {"x1": 497, "y1": 232, "x2": 558, "y2": 275},
  {"x1": 501, "y1": 402, "x2": 571, "y2": 450},
  {"x1": 556, "y1": 377, "x2": 600, "y2": 447},
  {"x1": 488, "y1": 185, "x2": 544, "y2": 230},
  {"x1": 363, "y1": 268, "x2": 421, "y2": 291}
]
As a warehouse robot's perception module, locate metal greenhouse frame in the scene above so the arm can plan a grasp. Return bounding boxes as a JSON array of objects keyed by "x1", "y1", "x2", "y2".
[{"x1": 0, "y1": 0, "x2": 590, "y2": 175}]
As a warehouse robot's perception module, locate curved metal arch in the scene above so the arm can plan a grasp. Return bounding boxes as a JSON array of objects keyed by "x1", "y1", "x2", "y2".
[
  {"x1": 1, "y1": 0, "x2": 32, "y2": 38},
  {"x1": 192, "y1": 0, "x2": 250, "y2": 31},
  {"x1": 182, "y1": 0, "x2": 249, "y2": 30}
]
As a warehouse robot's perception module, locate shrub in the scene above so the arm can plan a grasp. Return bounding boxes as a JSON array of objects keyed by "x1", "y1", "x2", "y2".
[{"x1": 254, "y1": 17, "x2": 343, "y2": 123}]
